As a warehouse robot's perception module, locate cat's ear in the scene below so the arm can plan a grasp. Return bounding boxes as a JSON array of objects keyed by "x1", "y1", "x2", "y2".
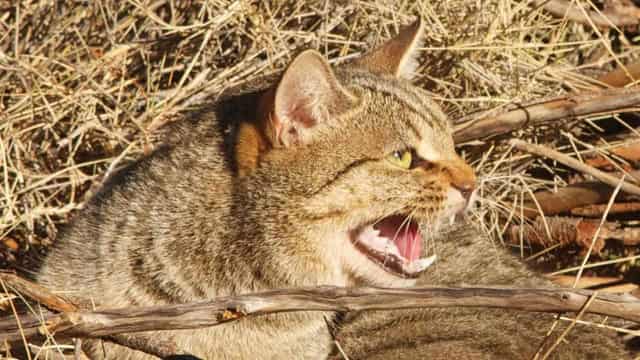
[
  {"x1": 269, "y1": 50, "x2": 355, "y2": 147},
  {"x1": 354, "y1": 18, "x2": 424, "y2": 80}
]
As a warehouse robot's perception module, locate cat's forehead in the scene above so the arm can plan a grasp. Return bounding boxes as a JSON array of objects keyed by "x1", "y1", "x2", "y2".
[
  {"x1": 342, "y1": 70, "x2": 456, "y2": 160},
  {"x1": 413, "y1": 118, "x2": 455, "y2": 162}
]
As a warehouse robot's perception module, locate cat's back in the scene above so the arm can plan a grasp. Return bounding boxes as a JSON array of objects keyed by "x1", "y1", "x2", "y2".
[{"x1": 37, "y1": 107, "x2": 236, "y2": 306}]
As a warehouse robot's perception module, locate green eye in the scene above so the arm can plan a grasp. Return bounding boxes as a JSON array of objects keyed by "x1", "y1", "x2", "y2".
[{"x1": 387, "y1": 150, "x2": 412, "y2": 169}]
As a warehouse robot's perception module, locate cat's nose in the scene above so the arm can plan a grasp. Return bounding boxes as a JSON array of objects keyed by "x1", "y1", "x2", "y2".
[
  {"x1": 445, "y1": 158, "x2": 476, "y2": 203},
  {"x1": 453, "y1": 181, "x2": 475, "y2": 202}
]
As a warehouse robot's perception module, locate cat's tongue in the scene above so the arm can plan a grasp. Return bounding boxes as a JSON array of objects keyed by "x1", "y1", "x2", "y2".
[{"x1": 374, "y1": 216, "x2": 422, "y2": 262}]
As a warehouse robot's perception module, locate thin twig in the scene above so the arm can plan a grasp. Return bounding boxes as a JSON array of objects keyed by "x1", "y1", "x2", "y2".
[
  {"x1": 538, "y1": 292, "x2": 599, "y2": 360},
  {"x1": 548, "y1": 275, "x2": 638, "y2": 293}
]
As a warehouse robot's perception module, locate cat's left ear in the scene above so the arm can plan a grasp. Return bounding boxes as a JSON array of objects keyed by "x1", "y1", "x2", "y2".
[
  {"x1": 269, "y1": 50, "x2": 356, "y2": 147},
  {"x1": 354, "y1": 18, "x2": 424, "y2": 80}
]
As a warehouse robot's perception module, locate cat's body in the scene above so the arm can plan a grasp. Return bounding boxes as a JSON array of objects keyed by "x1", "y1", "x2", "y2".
[
  {"x1": 36, "y1": 20, "x2": 629, "y2": 359},
  {"x1": 37, "y1": 108, "x2": 335, "y2": 359},
  {"x1": 336, "y1": 224, "x2": 631, "y2": 359}
]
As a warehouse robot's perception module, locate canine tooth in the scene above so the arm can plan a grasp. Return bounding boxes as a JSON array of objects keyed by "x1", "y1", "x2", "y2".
[
  {"x1": 406, "y1": 255, "x2": 437, "y2": 273},
  {"x1": 449, "y1": 214, "x2": 455, "y2": 225}
]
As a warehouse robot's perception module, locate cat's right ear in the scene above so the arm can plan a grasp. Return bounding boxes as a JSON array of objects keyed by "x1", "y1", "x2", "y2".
[
  {"x1": 267, "y1": 50, "x2": 356, "y2": 147},
  {"x1": 236, "y1": 51, "x2": 355, "y2": 176},
  {"x1": 353, "y1": 18, "x2": 424, "y2": 80}
]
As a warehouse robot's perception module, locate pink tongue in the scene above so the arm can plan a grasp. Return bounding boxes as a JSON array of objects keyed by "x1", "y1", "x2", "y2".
[{"x1": 374, "y1": 216, "x2": 422, "y2": 262}]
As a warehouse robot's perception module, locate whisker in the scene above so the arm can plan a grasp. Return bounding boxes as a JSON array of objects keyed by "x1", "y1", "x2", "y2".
[
  {"x1": 391, "y1": 212, "x2": 414, "y2": 244},
  {"x1": 406, "y1": 210, "x2": 420, "y2": 259}
]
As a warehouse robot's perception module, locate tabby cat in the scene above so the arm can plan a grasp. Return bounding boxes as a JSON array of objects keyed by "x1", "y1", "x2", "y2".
[{"x1": 36, "y1": 19, "x2": 629, "y2": 359}]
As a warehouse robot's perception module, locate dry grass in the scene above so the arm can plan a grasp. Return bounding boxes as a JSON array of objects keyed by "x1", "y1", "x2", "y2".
[
  {"x1": 1, "y1": 0, "x2": 640, "y2": 357},
  {"x1": 1, "y1": 0, "x2": 639, "y2": 283}
]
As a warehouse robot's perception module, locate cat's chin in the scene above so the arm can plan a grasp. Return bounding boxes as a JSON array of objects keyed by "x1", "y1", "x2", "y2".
[{"x1": 349, "y1": 215, "x2": 436, "y2": 279}]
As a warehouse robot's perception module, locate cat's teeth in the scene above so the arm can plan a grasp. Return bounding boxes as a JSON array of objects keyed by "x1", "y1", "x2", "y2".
[
  {"x1": 449, "y1": 214, "x2": 455, "y2": 226},
  {"x1": 362, "y1": 227, "x2": 386, "y2": 248},
  {"x1": 382, "y1": 240, "x2": 402, "y2": 259},
  {"x1": 359, "y1": 226, "x2": 401, "y2": 255},
  {"x1": 358, "y1": 226, "x2": 378, "y2": 240},
  {"x1": 406, "y1": 255, "x2": 437, "y2": 273},
  {"x1": 357, "y1": 224, "x2": 405, "y2": 260}
]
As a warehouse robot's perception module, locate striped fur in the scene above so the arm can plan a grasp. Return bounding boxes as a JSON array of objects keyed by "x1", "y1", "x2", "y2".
[{"x1": 34, "y1": 18, "x2": 628, "y2": 360}]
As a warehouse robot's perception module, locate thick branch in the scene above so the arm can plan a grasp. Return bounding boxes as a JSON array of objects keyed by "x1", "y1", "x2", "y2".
[
  {"x1": 508, "y1": 216, "x2": 611, "y2": 253},
  {"x1": 453, "y1": 87, "x2": 640, "y2": 143},
  {"x1": 571, "y1": 202, "x2": 640, "y2": 217},
  {"x1": 520, "y1": 181, "x2": 615, "y2": 218},
  {"x1": 1, "y1": 286, "x2": 639, "y2": 344},
  {"x1": 595, "y1": 61, "x2": 640, "y2": 87}
]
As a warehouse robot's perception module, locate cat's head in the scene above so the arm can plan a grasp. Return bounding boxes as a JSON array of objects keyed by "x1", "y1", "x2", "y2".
[{"x1": 236, "y1": 19, "x2": 476, "y2": 287}]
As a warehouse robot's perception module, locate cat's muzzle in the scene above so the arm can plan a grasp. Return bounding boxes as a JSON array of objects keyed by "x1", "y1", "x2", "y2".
[{"x1": 350, "y1": 215, "x2": 436, "y2": 278}]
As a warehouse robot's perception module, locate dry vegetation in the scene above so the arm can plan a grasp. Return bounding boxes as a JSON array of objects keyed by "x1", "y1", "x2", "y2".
[{"x1": 1, "y1": 0, "x2": 640, "y2": 358}]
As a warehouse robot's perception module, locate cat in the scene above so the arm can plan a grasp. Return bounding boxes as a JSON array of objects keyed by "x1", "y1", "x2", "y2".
[{"x1": 34, "y1": 19, "x2": 629, "y2": 359}]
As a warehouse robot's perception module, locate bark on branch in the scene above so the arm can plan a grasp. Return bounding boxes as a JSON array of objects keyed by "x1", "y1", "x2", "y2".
[
  {"x1": 1, "y1": 286, "x2": 639, "y2": 345},
  {"x1": 0, "y1": 272, "x2": 179, "y2": 358},
  {"x1": 507, "y1": 216, "x2": 640, "y2": 253},
  {"x1": 595, "y1": 61, "x2": 640, "y2": 87},
  {"x1": 571, "y1": 202, "x2": 640, "y2": 217},
  {"x1": 519, "y1": 181, "x2": 616, "y2": 218},
  {"x1": 453, "y1": 87, "x2": 640, "y2": 143},
  {"x1": 0, "y1": 272, "x2": 77, "y2": 313}
]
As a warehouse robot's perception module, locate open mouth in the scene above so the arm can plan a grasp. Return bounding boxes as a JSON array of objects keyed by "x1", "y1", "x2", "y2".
[{"x1": 350, "y1": 215, "x2": 436, "y2": 278}]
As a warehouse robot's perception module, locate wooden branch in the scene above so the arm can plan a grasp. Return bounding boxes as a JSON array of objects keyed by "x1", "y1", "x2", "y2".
[
  {"x1": 571, "y1": 202, "x2": 640, "y2": 217},
  {"x1": 583, "y1": 141, "x2": 640, "y2": 171},
  {"x1": 607, "y1": 227, "x2": 640, "y2": 245},
  {"x1": 453, "y1": 87, "x2": 640, "y2": 143},
  {"x1": 510, "y1": 139, "x2": 640, "y2": 196},
  {"x1": 584, "y1": 157, "x2": 634, "y2": 172},
  {"x1": 548, "y1": 275, "x2": 639, "y2": 293},
  {"x1": 1, "y1": 286, "x2": 640, "y2": 345},
  {"x1": 509, "y1": 215, "x2": 640, "y2": 251},
  {"x1": 508, "y1": 216, "x2": 611, "y2": 253},
  {"x1": 534, "y1": 0, "x2": 640, "y2": 28},
  {"x1": 519, "y1": 181, "x2": 616, "y2": 218},
  {"x1": 595, "y1": 61, "x2": 640, "y2": 87},
  {"x1": 0, "y1": 272, "x2": 77, "y2": 313},
  {"x1": 0, "y1": 272, "x2": 179, "y2": 359}
]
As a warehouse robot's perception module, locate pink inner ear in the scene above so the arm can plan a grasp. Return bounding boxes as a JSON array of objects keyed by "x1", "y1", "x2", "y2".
[
  {"x1": 288, "y1": 104, "x2": 317, "y2": 128},
  {"x1": 271, "y1": 50, "x2": 355, "y2": 147},
  {"x1": 278, "y1": 83, "x2": 318, "y2": 129},
  {"x1": 271, "y1": 88, "x2": 317, "y2": 147},
  {"x1": 275, "y1": 69, "x2": 330, "y2": 129}
]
